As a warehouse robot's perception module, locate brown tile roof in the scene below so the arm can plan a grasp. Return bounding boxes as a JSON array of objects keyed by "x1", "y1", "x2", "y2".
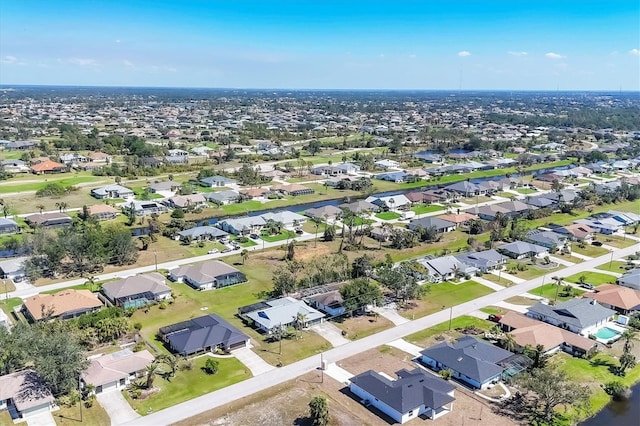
[
  {"x1": 438, "y1": 212, "x2": 479, "y2": 224},
  {"x1": 23, "y1": 289, "x2": 102, "y2": 320},
  {"x1": 83, "y1": 349, "x2": 154, "y2": 387},
  {"x1": 240, "y1": 188, "x2": 269, "y2": 197},
  {"x1": 89, "y1": 204, "x2": 120, "y2": 215},
  {"x1": 583, "y1": 284, "x2": 640, "y2": 310},
  {"x1": 30, "y1": 159, "x2": 66, "y2": 172}
]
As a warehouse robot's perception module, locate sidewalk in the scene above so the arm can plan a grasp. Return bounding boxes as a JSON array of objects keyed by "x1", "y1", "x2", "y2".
[
  {"x1": 386, "y1": 338, "x2": 422, "y2": 357},
  {"x1": 371, "y1": 305, "x2": 409, "y2": 325}
]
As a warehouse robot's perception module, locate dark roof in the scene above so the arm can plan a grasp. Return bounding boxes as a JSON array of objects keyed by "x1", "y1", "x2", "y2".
[
  {"x1": 159, "y1": 314, "x2": 248, "y2": 354},
  {"x1": 420, "y1": 335, "x2": 513, "y2": 384},
  {"x1": 527, "y1": 299, "x2": 616, "y2": 330},
  {"x1": 350, "y1": 368, "x2": 455, "y2": 413},
  {"x1": 408, "y1": 216, "x2": 456, "y2": 231}
]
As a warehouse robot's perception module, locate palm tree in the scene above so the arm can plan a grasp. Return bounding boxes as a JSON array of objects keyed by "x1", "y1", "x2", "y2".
[
  {"x1": 551, "y1": 276, "x2": 564, "y2": 304},
  {"x1": 294, "y1": 312, "x2": 308, "y2": 331},
  {"x1": 145, "y1": 362, "x2": 159, "y2": 389},
  {"x1": 311, "y1": 217, "x2": 323, "y2": 247},
  {"x1": 240, "y1": 249, "x2": 249, "y2": 265},
  {"x1": 502, "y1": 333, "x2": 517, "y2": 352}
]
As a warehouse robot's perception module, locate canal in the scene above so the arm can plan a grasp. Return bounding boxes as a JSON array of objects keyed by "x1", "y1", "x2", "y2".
[{"x1": 579, "y1": 382, "x2": 640, "y2": 426}]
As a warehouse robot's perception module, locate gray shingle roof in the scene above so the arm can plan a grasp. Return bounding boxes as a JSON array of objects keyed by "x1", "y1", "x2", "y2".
[
  {"x1": 527, "y1": 299, "x2": 616, "y2": 330},
  {"x1": 101, "y1": 273, "x2": 171, "y2": 300},
  {"x1": 408, "y1": 217, "x2": 456, "y2": 231},
  {"x1": 159, "y1": 314, "x2": 248, "y2": 354}
]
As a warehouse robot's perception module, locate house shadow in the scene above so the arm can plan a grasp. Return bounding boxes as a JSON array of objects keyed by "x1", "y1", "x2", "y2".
[{"x1": 338, "y1": 387, "x2": 396, "y2": 425}]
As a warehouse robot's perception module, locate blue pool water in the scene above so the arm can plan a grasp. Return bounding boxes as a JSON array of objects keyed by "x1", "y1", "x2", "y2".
[{"x1": 596, "y1": 327, "x2": 620, "y2": 340}]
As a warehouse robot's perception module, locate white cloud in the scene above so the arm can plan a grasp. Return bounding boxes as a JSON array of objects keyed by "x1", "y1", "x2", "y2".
[
  {"x1": 1, "y1": 55, "x2": 17, "y2": 64},
  {"x1": 508, "y1": 51, "x2": 528, "y2": 57},
  {"x1": 68, "y1": 58, "x2": 99, "y2": 67},
  {"x1": 457, "y1": 51, "x2": 471, "y2": 57},
  {"x1": 545, "y1": 52, "x2": 565, "y2": 59},
  {"x1": 630, "y1": 48, "x2": 640, "y2": 56}
]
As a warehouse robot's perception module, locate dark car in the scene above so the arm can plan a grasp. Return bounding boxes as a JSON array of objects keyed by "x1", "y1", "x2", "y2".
[
  {"x1": 249, "y1": 233, "x2": 260, "y2": 240},
  {"x1": 579, "y1": 283, "x2": 595, "y2": 290},
  {"x1": 295, "y1": 228, "x2": 303, "y2": 234},
  {"x1": 592, "y1": 241, "x2": 603, "y2": 246},
  {"x1": 221, "y1": 248, "x2": 232, "y2": 253}
]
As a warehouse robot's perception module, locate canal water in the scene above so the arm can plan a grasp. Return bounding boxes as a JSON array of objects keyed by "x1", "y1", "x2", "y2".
[{"x1": 580, "y1": 382, "x2": 640, "y2": 426}]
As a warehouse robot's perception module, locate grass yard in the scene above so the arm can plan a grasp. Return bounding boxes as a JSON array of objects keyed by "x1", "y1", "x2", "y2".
[
  {"x1": 1, "y1": 279, "x2": 16, "y2": 293},
  {"x1": 3, "y1": 190, "x2": 102, "y2": 214},
  {"x1": 571, "y1": 243, "x2": 610, "y2": 258},
  {"x1": 479, "y1": 306, "x2": 507, "y2": 315},
  {"x1": 504, "y1": 296, "x2": 537, "y2": 306},
  {"x1": 496, "y1": 191, "x2": 518, "y2": 199},
  {"x1": 332, "y1": 313, "x2": 395, "y2": 340},
  {"x1": 410, "y1": 204, "x2": 445, "y2": 215},
  {"x1": 0, "y1": 174, "x2": 108, "y2": 194},
  {"x1": 565, "y1": 271, "x2": 618, "y2": 286},
  {"x1": 599, "y1": 234, "x2": 638, "y2": 249},
  {"x1": 0, "y1": 297, "x2": 23, "y2": 317},
  {"x1": 53, "y1": 402, "x2": 111, "y2": 426},
  {"x1": 405, "y1": 315, "x2": 494, "y2": 347},
  {"x1": 530, "y1": 283, "x2": 585, "y2": 302},
  {"x1": 125, "y1": 356, "x2": 252, "y2": 415},
  {"x1": 515, "y1": 187, "x2": 538, "y2": 195},
  {"x1": 505, "y1": 261, "x2": 561, "y2": 280},
  {"x1": 375, "y1": 211, "x2": 401, "y2": 220},
  {"x1": 479, "y1": 273, "x2": 517, "y2": 287},
  {"x1": 400, "y1": 280, "x2": 495, "y2": 320},
  {"x1": 552, "y1": 352, "x2": 640, "y2": 423},
  {"x1": 260, "y1": 230, "x2": 296, "y2": 243},
  {"x1": 595, "y1": 261, "x2": 630, "y2": 274}
]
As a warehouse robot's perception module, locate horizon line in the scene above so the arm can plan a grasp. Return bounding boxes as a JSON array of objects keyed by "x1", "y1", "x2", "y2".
[{"x1": 0, "y1": 84, "x2": 638, "y2": 93}]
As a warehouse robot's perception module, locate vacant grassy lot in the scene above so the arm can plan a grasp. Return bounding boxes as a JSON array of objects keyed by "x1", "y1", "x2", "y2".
[
  {"x1": 505, "y1": 260, "x2": 561, "y2": 280},
  {"x1": 333, "y1": 314, "x2": 394, "y2": 340},
  {"x1": 571, "y1": 243, "x2": 610, "y2": 258},
  {"x1": 410, "y1": 204, "x2": 445, "y2": 215},
  {"x1": 565, "y1": 271, "x2": 618, "y2": 286},
  {"x1": 504, "y1": 295, "x2": 537, "y2": 306},
  {"x1": 530, "y1": 283, "x2": 585, "y2": 302},
  {"x1": 53, "y1": 402, "x2": 111, "y2": 426},
  {"x1": 480, "y1": 273, "x2": 516, "y2": 287},
  {"x1": 405, "y1": 315, "x2": 494, "y2": 347},
  {"x1": 375, "y1": 211, "x2": 401, "y2": 220},
  {"x1": 595, "y1": 261, "x2": 630, "y2": 274},
  {"x1": 400, "y1": 280, "x2": 495, "y2": 319},
  {"x1": 125, "y1": 356, "x2": 252, "y2": 415},
  {"x1": 599, "y1": 234, "x2": 638, "y2": 249},
  {"x1": 0, "y1": 174, "x2": 108, "y2": 194}
]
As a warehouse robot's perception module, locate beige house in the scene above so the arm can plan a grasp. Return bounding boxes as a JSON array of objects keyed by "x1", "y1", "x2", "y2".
[
  {"x1": 0, "y1": 370, "x2": 57, "y2": 420},
  {"x1": 82, "y1": 349, "x2": 155, "y2": 394},
  {"x1": 23, "y1": 289, "x2": 102, "y2": 321}
]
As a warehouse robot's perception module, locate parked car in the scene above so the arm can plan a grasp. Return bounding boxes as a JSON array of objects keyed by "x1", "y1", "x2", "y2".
[
  {"x1": 221, "y1": 248, "x2": 232, "y2": 253},
  {"x1": 488, "y1": 314, "x2": 503, "y2": 322},
  {"x1": 579, "y1": 283, "x2": 595, "y2": 290},
  {"x1": 207, "y1": 249, "x2": 219, "y2": 254},
  {"x1": 592, "y1": 241, "x2": 603, "y2": 246},
  {"x1": 295, "y1": 228, "x2": 303, "y2": 234},
  {"x1": 249, "y1": 233, "x2": 260, "y2": 240}
]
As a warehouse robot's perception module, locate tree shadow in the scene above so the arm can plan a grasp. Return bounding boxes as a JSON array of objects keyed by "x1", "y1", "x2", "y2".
[{"x1": 293, "y1": 416, "x2": 313, "y2": 426}]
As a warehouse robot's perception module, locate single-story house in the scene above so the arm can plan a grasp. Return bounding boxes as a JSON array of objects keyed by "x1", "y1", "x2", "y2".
[
  {"x1": 417, "y1": 256, "x2": 476, "y2": 283},
  {"x1": 82, "y1": 349, "x2": 155, "y2": 394},
  {"x1": 205, "y1": 190, "x2": 240, "y2": 205},
  {"x1": 496, "y1": 241, "x2": 549, "y2": 259},
  {"x1": 239, "y1": 296, "x2": 325, "y2": 334},
  {"x1": 526, "y1": 298, "x2": 616, "y2": 336},
  {"x1": 88, "y1": 152, "x2": 112, "y2": 163},
  {"x1": 375, "y1": 171, "x2": 408, "y2": 183},
  {"x1": 5, "y1": 140, "x2": 37, "y2": 150},
  {"x1": 349, "y1": 368, "x2": 455, "y2": 423},
  {"x1": 101, "y1": 273, "x2": 172, "y2": 308},
  {"x1": 374, "y1": 159, "x2": 400, "y2": 170},
  {"x1": 0, "y1": 256, "x2": 27, "y2": 282},
  {"x1": 177, "y1": 226, "x2": 228, "y2": 242},
  {"x1": 304, "y1": 205, "x2": 343, "y2": 223},
  {"x1": 335, "y1": 162, "x2": 361, "y2": 175},
  {"x1": 261, "y1": 211, "x2": 307, "y2": 228},
  {"x1": 499, "y1": 311, "x2": 597, "y2": 357},
  {"x1": 30, "y1": 159, "x2": 67, "y2": 174},
  {"x1": 583, "y1": 284, "x2": 640, "y2": 315},
  {"x1": 573, "y1": 218, "x2": 623, "y2": 235},
  {"x1": 0, "y1": 370, "x2": 56, "y2": 420},
  {"x1": 90, "y1": 184, "x2": 134, "y2": 199},
  {"x1": 420, "y1": 335, "x2": 515, "y2": 389},
  {"x1": 199, "y1": 175, "x2": 237, "y2": 187},
  {"x1": 470, "y1": 200, "x2": 531, "y2": 221},
  {"x1": 165, "y1": 193, "x2": 208, "y2": 209},
  {"x1": 524, "y1": 195, "x2": 556, "y2": 209},
  {"x1": 169, "y1": 260, "x2": 247, "y2": 290},
  {"x1": 125, "y1": 201, "x2": 168, "y2": 216},
  {"x1": 159, "y1": 314, "x2": 249, "y2": 355},
  {"x1": 340, "y1": 200, "x2": 380, "y2": 214},
  {"x1": 25, "y1": 212, "x2": 73, "y2": 229},
  {"x1": 0, "y1": 218, "x2": 19, "y2": 235},
  {"x1": 305, "y1": 290, "x2": 345, "y2": 317},
  {"x1": 366, "y1": 194, "x2": 411, "y2": 210},
  {"x1": 148, "y1": 181, "x2": 182, "y2": 194},
  {"x1": 23, "y1": 289, "x2": 102, "y2": 321},
  {"x1": 605, "y1": 210, "x2": 640, "y2": 226},
  {"x1": 445, "y1": 181, "x2": 486, "y2": 197},
  {"x1": 240, "y1": 187, "x2": 269, "y2": 200},
  {"x1": 217, "y1": 216, "x2": 266, "y2": 235},
  {"x1": 525, "y1": 230, "x2": 568, "y2": 250},
  {"x1": 618, "y1": 269, "x2": 640, "y2": 291},
  {"x1": 556, "y1": 223, "x2": 595, "y2": 242},
  {"x1": 408, "y1": 217, "x2": 456, "y2": 233},
  {"x1": 455, "y1": 249, "x2": 507, "y2": 272},
  {"x1": 437, "y1": 213, "x2": 479, "y2": 228},
  {"x1": 270, "y1": 183, "x2": 315, "y2": 196},
  {"x1": 88, "y1": 204, "x2": 120, "y2": 220}
]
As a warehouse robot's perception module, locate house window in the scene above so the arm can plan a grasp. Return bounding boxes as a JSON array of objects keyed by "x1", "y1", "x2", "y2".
[{"x1": 408, "y1": 410, "x2": 414, "y2": 416}]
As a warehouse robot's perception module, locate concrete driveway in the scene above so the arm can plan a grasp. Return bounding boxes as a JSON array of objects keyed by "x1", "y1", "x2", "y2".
[
  {"x1": 97, "y1": 391, "x2": 140, "y2": 425},
  {"x1": 310, "y1": 322, "x2": 350, "y2": 347},
  {"x1": 25, "y1": 412, "x2": 56, "y2": 426},
  {"x1": 231, "y1": 346, "x2": 275, "y2": 376}
]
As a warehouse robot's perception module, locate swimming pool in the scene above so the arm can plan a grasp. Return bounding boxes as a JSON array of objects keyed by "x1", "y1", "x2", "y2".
[{"x1": 595, "y1": 327, "x2": 621, "y2": 341}]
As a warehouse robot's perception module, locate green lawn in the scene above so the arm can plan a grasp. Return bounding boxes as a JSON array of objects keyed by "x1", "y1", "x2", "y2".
[
  {"x1": 479, "y1": 273, "x2": 516, "y2": 287},
  {"x1": 595, "y1": 261, "x2": 630, "y2": 274},
  {"x1": 405, "y1": 315, "x2": 494, "y2": 347},
  {"x1": 125, "y1": 356, "x2": 252, "y2": 415},
  {"x1": 565, "y1": 271, "x2": 618, "y2": 286},
  {"x1": 530, "y1": 283, "x2": 585, "y2": 302},
  {"x1": 496, "y1": 191, "x2": 518, "y2": 199},
  {"x1": 479, "y1": 306, "x2": 507, "y2": 315},
  {"x1": 571, "y1": 244, "x2": 610, "y2": 258},
  {"x1": 333, "y1": 314, "x2": 395, "y2": 340},
  {"x1": 0, "y1": 297, "x2": 23, "y2": 317},
  {"x1": 552, "y1": 352, "x2": 640, "y2": 424},
  {"x1": 505, "y1": 261, "x2": 561, "y2": 280},
  {"x1": 401, "y1": 280, "x2": 495, "y2": 319},
  {"x1": 598, "y1": 234, "x2": 638, "y2": 249},
  {"x1": 0, "y1": 175, "x2": 107, "y2": 194},
  {"x1": 230, "y1": 236, "x2": 258, "y2": 247},
  {"x1": 260, "y1": 230, "x2": 296, "y2": 242},
  {"x1": 375, "y1": 211, "x2": 401, "y2": 220},
  {"x1": 515, "y1": 187, "x2": 538, "y2": 195},
  {"x1": 53, "y1": 401, "x2": 111, "y2": 426},
  {"x1": 410, "y1": 204, "x2": 445, "y2": 215}
]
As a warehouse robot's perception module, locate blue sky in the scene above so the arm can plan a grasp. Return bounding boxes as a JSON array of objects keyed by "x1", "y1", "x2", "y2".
[{"x1": 1, "y1": 0, "x2": 638, "y2": 90}]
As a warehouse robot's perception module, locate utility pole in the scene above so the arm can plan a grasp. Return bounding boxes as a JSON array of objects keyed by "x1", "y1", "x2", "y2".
[
  {"x1": 609, "y1": 249, "x2": 614, "y2": 270},
  {"x1": 78, "y1": 375, "x2": 83, "y2": 422},
  {"x1": 153, "y1": 250, "x2": 158, "y2": 272},
  {"x1": 448, "y1": 306, "x2": 453, "y2": 331}
]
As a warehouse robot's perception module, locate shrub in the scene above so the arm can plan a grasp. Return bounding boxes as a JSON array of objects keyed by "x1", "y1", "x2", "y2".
[
  {"x1": 158, "y1": 301, "x2": 167, "y2": 310},
  {"x1": 203, "y1": 358, "x2": 219, "y2": 375},
  {"x1": 603, "y1": 381, "x2": 630, "y2": 401},
  {"x1": 133, "y1": 322, "x2": 142, "y2": 331},
  {"x1": 439, "y1": 369, "x2": 453, "y2": 380},
  {"x1": 133, "y1": 342, "x2": 146, "y2": 352},
  {"x1": 238, "y1": 236, "x2": 249, "y2": 243}
]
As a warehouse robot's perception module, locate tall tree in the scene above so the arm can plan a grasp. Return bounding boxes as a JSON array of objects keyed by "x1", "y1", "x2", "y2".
[
  {"x1": 308, "y1": 395, "x2": 329, "y2": 426},
  {"x1": 340, "y1": 278, "x2": 383, "y2": 316}
]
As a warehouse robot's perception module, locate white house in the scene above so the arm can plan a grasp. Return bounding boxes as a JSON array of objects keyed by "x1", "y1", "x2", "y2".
[{"x1": 82, "y1": 349, "x2": 155, "y2": 394}]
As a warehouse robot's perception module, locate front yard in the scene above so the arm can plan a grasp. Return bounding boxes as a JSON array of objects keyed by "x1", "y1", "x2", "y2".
[
  {"x1": 124, "y1": 356, "x2": 252, "y2": 415},
  {"x1": 572, "y1": 243, "x2": 610, "y2": 258},
  {"x1": 410, "y1": 204, "x2": 445, "y2": 215},
  {"x1": 260, "y1": 230, "x2": 296, "y2": 243},
  {"x1": 405, "y1": 315, "x2": 494, "y2": 347},
  {"x1": 375, "y1": 211, "x2": 401, "y2": 220},
  {"x1": 565, "y1": 271, "x2": 618, "y2": 286},
  {"x1": 598, "y1": 234, "x2": 638, "y2": 249},
  {"x1": 596, "y1": 261, "x2": 631, "y2": 274},
  {"x1": 505, "y1": 260, "x2": 561, "y2": 280},
  {"x1": 333, "y1": 313, "x2": 394, "y2": 340},
  {"x1": 53, "y1": 401, "x2": 111, "y2": 426},
  {"x1": 530, "y1": 283, "x2": 585, "y2": 302},
  {"x1": 399, "y1": 280, "x2": 495, "y2": 319}
]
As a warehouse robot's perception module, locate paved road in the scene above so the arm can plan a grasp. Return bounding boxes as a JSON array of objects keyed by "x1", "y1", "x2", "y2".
[{"x1": 123, "y1": 241, "x2": 639, "y2": 426}]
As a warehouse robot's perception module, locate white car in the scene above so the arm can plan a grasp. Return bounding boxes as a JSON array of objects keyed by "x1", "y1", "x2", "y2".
[{"x1": 207, "y1": 249, "x2": 219, "y2": 254}]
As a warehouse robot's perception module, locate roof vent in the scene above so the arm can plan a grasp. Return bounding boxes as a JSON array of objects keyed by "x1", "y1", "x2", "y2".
[{"x1": 457, "y1": 357, "x2": 463, "y2": 362}]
